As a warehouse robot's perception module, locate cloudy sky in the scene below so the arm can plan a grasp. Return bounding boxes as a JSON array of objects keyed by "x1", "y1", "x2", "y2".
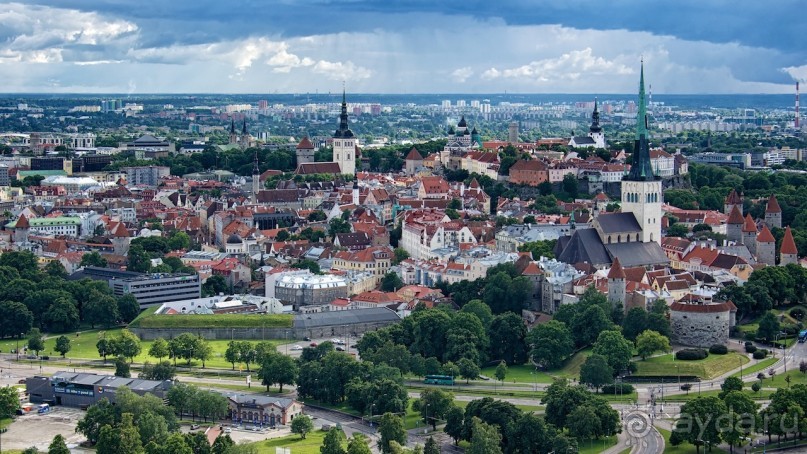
[{"x1": 0, "y1": 0, "x2": 804, "y2": 94}]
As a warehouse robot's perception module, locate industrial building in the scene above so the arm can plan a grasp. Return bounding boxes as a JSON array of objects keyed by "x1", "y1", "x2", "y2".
[{"x1": 26, "y1": 371, "x2": 172, "y2": 408}]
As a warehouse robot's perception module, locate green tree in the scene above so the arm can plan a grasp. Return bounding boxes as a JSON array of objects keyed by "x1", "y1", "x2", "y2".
[
  {"x1": 722, "y1": 391, "x2": 758, "y2": 452},
  {"x1": 224, "y1": 341, "x2": 242, "y2": 370},
  {"x1": 460, "y1": 300, "x2": 493, "y2": 328},
  {"x1": 457, "y1": 358, "x2": 480, "y2": 384},
  {"x1": 328, "y1": 217, "x2": 351, "y2": 239},
  {"x1": 467, "y1": 417, "x2": 503, "y2": 454},
  {"x1": 346, "y1": 435, "x2": 373, "y2": 454},
  {"x1": 568, "y1": 405, "x2": 600, "y2": 441},
  {"x1": 494, "y1": 361, "x2": 508, "y2": 383},
  {"x1": 666, "y1": 223, "x2": 689, "y2": 238},
  {"x1": 44, "y1": 298, "x2": 80, "y2": 333},
  {"x1": 0, "y1": 386, "x2": 21, "y2": 418},
  {"x1": 137, "y1": 410, "x2": 168, "y2": 446},
  {"x1": 592, "y1": 330, "x2": 633, "y2": 374},
  {"x1": 76, "y1": 398, "x2": 116, "y2": 444},
  {"x1": 115, "y1": 356, "x2": 131, "y2": 378},
  {"x1": 202, "y1": 275, "x2": 228, "y2": 297},
  {"x1": 562, "y1": 173, "x2": 578, "y2": 197},
  {"x1": 517, "y1": 240, "x2": 557, "y2": 260},
  {"x1": 168, "y1": 231, "x2": 191, "y2": 251},
  {"x1": 488, "y1": 312, "x2": 528, "y2": 365},
  {"x1": 48, "y1": 434, "x2": 70, "y2": 454},
  {"x1": 128, "y1": 244, "x2": 151, "y2": 273},
  {"x1": 392, "y1": 247, "x2": 409, "y2": 265},
  {"x1": 212, "y1": 434, "x2": 235, "y2": 454},
  {"x1": 258, "y1": 351, "x2": 298, "y2": 392},
  {"x1": 622, "y1": 307, "x2": 648, "y2": 341},
  {"x1": 757, "y1": 311, "x2": 781, "y2": 342},
  {"x1": 119, "y1": 413, "x2": 144, "y2": 454},
  {"x1": 27, "y1": 328, "x2": 44, "y2": 356},
  {"x1": 320, "y1": 427, "x2": 346, "y2": 454},
  {"x1": 635, "y1": 330, "x2": 670, "y2": 360},
  {"x1": 140, "y1": 361, "x2": 177, "y2": 381},
  {"x1": 168, "y1": 333, "x2": 203, "y2": 366},
  {"x1": 719, "y1": 376, "x2": 744, "y2": 400},
  {"x1": 580, "y1": 354, "x2": 614, "y2": 391},
  {"x1": 415, "y1": 388, "x2": 454, "y2": 431},
  {"x1": 55, "y1": 335, "x2": 71, "y2": 358},
  {"x1": 149, "y1": 338, "x2": 169, "y2": 362},
  {"x1": 81, "y1": 251, "x2": 108, "y2": 268},
  {"x1": 571, "y1": 305, "x2": 614, "y2": 347},
  {"x1": 167, "y1": 383, "x2": 197, "y2": 420},
  {"x1": 423, "y1": 437, "x2": 439, "y2": 454},
  {"x1": 291, "y1": 414, "x2": 314, "y2": 439},
  {"x1": 378, "y1": 413, "x2": 407, "y2": 454},
  {"x1": 84, "y1": 294, "x2": 120, "y2": 328},
  {"x1": 112, "y1": 330, "x2": 142, "y2": 362},
  {"x1": 44, "y1": 260, "x2": 67, "y2": 278},
  {"x1": 96, "y1": 425, "x2": 119, "y2": 454},
  {"x1": 0, "y1": 300, "x2": 33, "y2": 339},
  {"x1": 671, "y1": 396, "x2": 728, "y2": 452},
  {"x1": 380, "y1": 272, "x2": 404, "y2": 292},
  {"x1": 527, "y1": 320, "x2": 574, "y2": 369},
  {"x1": 482, "y1": 272, "x2": 531, "y2": 314},
  {"x1": 444, "y1": 405, "x2": 464, "y2": 445},
  {"x1": 117, "y1": 294, "x2": 141, "y2": 323}
]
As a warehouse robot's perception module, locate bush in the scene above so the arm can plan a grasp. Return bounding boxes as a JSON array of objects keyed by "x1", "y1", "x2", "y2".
[
  {"x1": 601, "y1": 383, "x2": 635, "y2": 394},
  {"x1": 790, "y1": 307, "x2": 805, "y2": 320},
  {"x1": 744, "y1": 341, "x2": 753, "y2": 347},
  {"x1": 675, "y1": 349, "x2": 709, "y2": 361},
  {"x1": 744, "y1": 332, "x2": 757, "y2": 341},
  {"x1": 752, "y1": 349, "x2": 768, "y2": 360},
  {"x1": 708, "y1": 344, "x2": 728, "y2": 355},
  {"x1": 745, "y1": 344, "x2": 757, "y2": 354}
]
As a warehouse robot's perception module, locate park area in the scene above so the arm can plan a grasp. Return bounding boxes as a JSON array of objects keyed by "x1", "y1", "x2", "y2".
[
  {"x1": 0, "y1": 328, "x2": 289, "y2": 370},
  {"x1": 633, "y1": 352, "x2": 749, "y2": 380}
]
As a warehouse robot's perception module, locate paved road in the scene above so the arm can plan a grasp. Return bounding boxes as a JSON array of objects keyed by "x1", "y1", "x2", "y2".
[{"x1": 622, "y1": 411, "x2": 665, "y2": 454}]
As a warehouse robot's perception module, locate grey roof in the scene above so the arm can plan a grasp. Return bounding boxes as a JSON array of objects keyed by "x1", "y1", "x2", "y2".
[
  {"x1": 572, "y1": 136, "x2": 596, "y2": 144},
  {"x1": 228, "y1": 393, "x2": 295, "y2": 409},
  {"x1": 556, "y1": 228, "x2": 611, "y2": 267},
  {"x1": 596, "y1": 212, "x2": 642, "y2": 234},
  {"x1": 605, "y1": 242, "x2": 670, "y2": 267},
  {"x1": 52, "y1": 371, "x2": 167, "y2": 391},
  {"x1": 293, "y1": 307, "x2": 401, "y2": 329}
]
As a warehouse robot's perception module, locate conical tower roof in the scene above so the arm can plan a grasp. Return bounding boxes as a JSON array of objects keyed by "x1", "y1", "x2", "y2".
[
  {"x1": 766, "y1": 194, "x2": 782, "y2": 213},
  {"x1": 757, "y1": 224, "x2": 775, "y2": 243},
  {"x1": 625, "y1": 61, "x2": 656, "y2": 182},
  {"x1": 16, "y1": 213, "x2": 29, "y2": 228},
  {"x1": 608, "y1": 256, "x2": 626, "y2": 279},
  {"x1": 742, "y1": 214, "x2": 757, "y2": 233},
  {"x1": 781, "y1": 226, "x2": 798, "y2": 255},
  {"x1": 725, "y1": 189, "x2": 742, "y2": 205},
  {"x1": 727, "y1": 205, "x2": 744, "y2": 225}
]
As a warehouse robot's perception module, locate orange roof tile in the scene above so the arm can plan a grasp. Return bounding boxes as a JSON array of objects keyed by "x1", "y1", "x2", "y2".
[
  {"x1": 607, "y1": 257, "x2": 626, "y2": 279},
  {"x1": 742, "y1": 214, "x2": 757, "y2": 233},
  {"x1": 727, "y1": 205, "x2": 744, "y2": 224},
  {"x1": 781, "y1": 226, "x2": 798, "y2": 255},
  {"x1": 757, "y1": 224, "x2": 775, "y2": 243},
  {"x1": 766, "y1": 194, "x2": 782, "y2": 213}
]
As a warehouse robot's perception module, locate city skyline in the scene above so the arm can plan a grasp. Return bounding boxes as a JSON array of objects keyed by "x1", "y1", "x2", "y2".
[{"x1": 0, "y1": 1, "x2": 805, "y2": 94}]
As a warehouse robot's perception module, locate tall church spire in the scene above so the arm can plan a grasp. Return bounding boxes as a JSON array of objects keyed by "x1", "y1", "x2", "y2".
[
  {"x1": 334, "y1": 85, "x2": 354, "y2": 139},
  {"x1": 626, "y1": 60, "x2": 656, "y2": 181},
  {"x1": 589, "y1": 97, "x2": 602, "y2": 133}
]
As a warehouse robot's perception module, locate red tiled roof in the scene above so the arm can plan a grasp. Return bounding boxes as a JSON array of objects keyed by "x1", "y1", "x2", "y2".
[
  {"x1": 670, "y1": 300, "x2": 737, "y2": 313},
  {"x1": 725, "y1": 189, "x2": 742, "y2": 205},
  {"x1": 607, "y1": 256, "x2": 626, "y2": 279},
  {"x1": 742, "y1": 214, "x2": 757, "y2": 233},
  {"x1": 405, "y1": 147, "x2": 423, "y2": 160},
  {"x1": 727, "y1": 205, "x2": 744, "y2": 225},
  {"x1": 781, "y1": 226, "x2": 798, "y2": 255},
  {"x1": 296, "y1": 136, "x2": 315, "y2": 149},
  {"x1": 766, "y1": 194, "x2": 782, "y2": 213},
  {"x1": 15, "y1": 213, "x2": 29, "y2": 228},
  {"x1": 757, "y1": 224, "x2": 775, "y2": 243}
]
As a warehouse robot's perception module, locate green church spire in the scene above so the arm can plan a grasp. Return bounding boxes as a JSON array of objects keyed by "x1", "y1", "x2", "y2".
[{"x1": 626, "y1": 60, "x2": 657, "y2": 181}]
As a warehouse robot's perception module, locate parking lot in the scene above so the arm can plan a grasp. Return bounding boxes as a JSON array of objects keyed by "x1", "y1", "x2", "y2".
[{"x1": 2, "y1": 407, "x2": 86, "y2": 452}]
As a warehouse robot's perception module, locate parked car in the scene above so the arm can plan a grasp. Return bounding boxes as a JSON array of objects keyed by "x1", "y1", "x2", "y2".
[
  {"x1": 309, "y1": 342, "x2": 318, "y2": 347},
  {"x1": 291, "y1": 345, "x2": 303, "y2": 351},
  {"x1": 303, "y1": 337, "x2": 311, "y2": 341},
  {"x1": 335, "y1": 346, "x2": 345, "y2": 352},
  {"x1": 190, "y1": 424, "x2": 200, "y2": 430}
]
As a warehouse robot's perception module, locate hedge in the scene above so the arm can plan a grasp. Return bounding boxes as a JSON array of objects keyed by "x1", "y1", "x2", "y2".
[
  {"x1": 708, "y1": 344, "x2": 728, "y2": 355},
  {"x1": 675, "y1": 348, "x2": 709, "y2": 360},
  {"x1": 745, "y1": 344, "x2": 758, "y2": 354},
  {"x1": 752, "y1": 349, "x2": 768, "y2": 359}
]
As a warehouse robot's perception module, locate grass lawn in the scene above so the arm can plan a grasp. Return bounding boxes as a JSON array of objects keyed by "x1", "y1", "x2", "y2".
[
  {"x1": 634, "y1": 352, "x2": 749, "y2": 380},
  {"x1": 764, "y1": 370, "x2": 807, "y2": 387},
  {"x1": 0, "y1": 417, "x2": 13, "y2": 429},
  {"x1": 129, "y1": 306, "x2": 293, "y2": 329},
  {"x1": 6, "y1": 328, "x2": 290, "y2": 370},
  {"x1": 479, "y1": 364, "x2": 555, "y2": 384},
  {"x1": 662, "y1": 387, "x2": 775, "y2": 402},
  {"x1": 731, "y1": 357, "x2": 778, "y2": 378},
  {"x1": 552, "y1": 348, "x2": 592, "y2": 379},
  {"x1": 577, "y1": 435, "x2": 618, "y2": 454},
  {"x1": 252, "y1": 429, "x2": 332, "y2": 454}
]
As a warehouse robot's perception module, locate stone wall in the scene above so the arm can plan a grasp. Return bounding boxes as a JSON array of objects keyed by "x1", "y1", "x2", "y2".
[{"x1": 670, "y1": 309, "x2": 730, "y2": 347}]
